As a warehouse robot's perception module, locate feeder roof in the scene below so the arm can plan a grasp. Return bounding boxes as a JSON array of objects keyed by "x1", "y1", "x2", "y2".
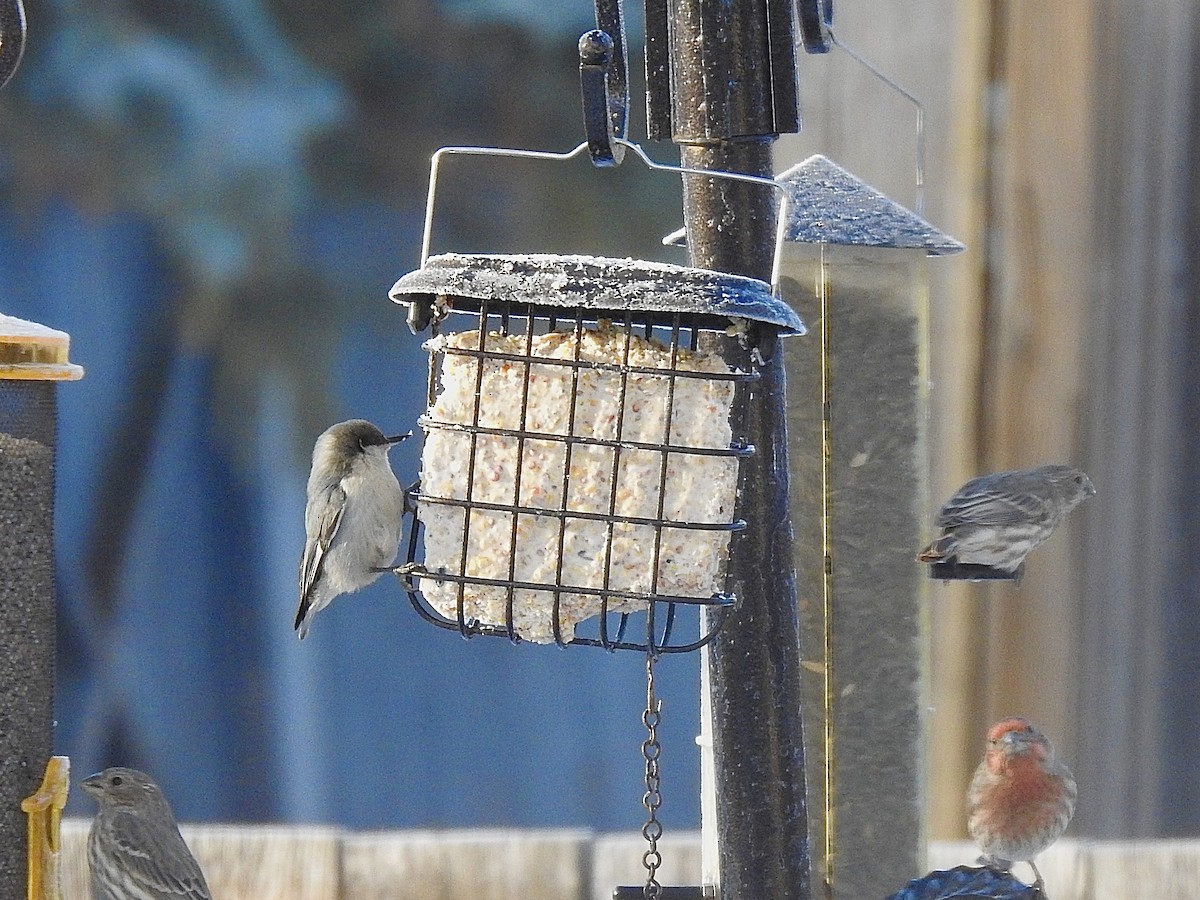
[
  {"x1": 390, "y1": 253, "x2": 805, "y2": 335},
  {"x1": 0, "y1": 313, "x2": 84, "y2": 381},
  {"x1": 777, "y1": 155, "x2": 964, "y2": 254}
]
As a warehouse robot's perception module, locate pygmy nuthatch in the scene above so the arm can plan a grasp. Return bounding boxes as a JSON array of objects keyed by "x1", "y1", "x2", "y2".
[{"x1": 295, "y1": 419, "x2": 409, "y2": 638}]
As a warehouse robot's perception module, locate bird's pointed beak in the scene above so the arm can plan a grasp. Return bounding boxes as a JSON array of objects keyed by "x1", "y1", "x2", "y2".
[
  {"x1": 1000, "y1": 730, "x2": 1035, "y2": 753},
  {"x1": 385, "y1": 431, "x2": 412, "y2": 445},
  {"x1": 81, "y1": 773, "x2": 104, "y2": 797}
]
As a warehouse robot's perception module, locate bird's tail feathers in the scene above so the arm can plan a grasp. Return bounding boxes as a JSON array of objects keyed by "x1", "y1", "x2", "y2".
[
  {"x1": 917, "y1": 535, "x2": 956, "y2": 563},
  {"x1": 294, "y1": 598, "x2": 312, "y2": 638}
]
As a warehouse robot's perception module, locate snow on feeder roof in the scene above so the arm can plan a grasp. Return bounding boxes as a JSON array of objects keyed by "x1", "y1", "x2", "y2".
[
  {"x1": 390, "y1": 252, "x2": 806, "y2": 336},
  {"x1": 0, "y1": 314, "x2": 84, "y2": 381},
  {"x1": 777, "y1": 155, "x2": 965, "y2": 254}
]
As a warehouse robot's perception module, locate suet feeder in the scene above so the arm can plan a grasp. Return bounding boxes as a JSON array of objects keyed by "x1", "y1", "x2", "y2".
[
  {"x1": 391, "y1": 0, "x2": 815, "y2": 896},
  {"x1": 0, "y1": 314, "x2": 81, "y2": 900},
  {"x1": 772, "y1": 154, "x2": 962, "y2": 897},
  {"x1": 391, "y1": 183, "x2": 803, "y2": 653}
]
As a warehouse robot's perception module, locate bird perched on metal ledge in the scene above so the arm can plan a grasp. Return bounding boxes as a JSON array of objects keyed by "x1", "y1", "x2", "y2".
[
  {"x1": 296, "y1": 418, "x2": 409, "y2": 638},
  {"x1": 84, "y1": 767, "x2": 212, "y2": 900},
  {"x1": 918, "y1": 464, "x2": 1095, "y2": 574},
  {"x1": 967, "y1": 717, "x2": 1076, "y2": 892}
]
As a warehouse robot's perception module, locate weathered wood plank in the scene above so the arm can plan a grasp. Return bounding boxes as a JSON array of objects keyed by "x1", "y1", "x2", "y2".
[
  {"x1": 1076, "y1": 0, "x2": 1198, "y2": 837},
  {"x1": 61, "y1": 819, "x2": 342, "y2": 900},
  {"x1": 589, "y1": 832, "x2": 703, "y2": 899},
  {"x1": 930, "y1": 839, "x2": 1200, "y2": 900},
  {"x1": 341, "y1": 829, "x2": 591, "y2": 900},
  {"x1": 57, "y1": 825, "x2": 1200, "y2": 899}
]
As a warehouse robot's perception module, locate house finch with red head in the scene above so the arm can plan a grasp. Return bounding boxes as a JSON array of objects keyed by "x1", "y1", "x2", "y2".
[
  {"x1": 967, "y1": 717, "x2": 1076, "y2": 891},
  {"x1": 918, "y1": 465, "x2": 1095, "y2": 574},
  {"x1": 83, "y1": 767, "x2": 212, "y2": 899}
]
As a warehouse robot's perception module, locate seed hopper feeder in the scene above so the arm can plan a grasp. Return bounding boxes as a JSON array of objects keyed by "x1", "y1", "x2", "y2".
[
  {"x1": 0, "y1": 314, "x2": 81, "y2": 898},
  {"x1": 1, "y1": 12, "x2": 83, "y2": 896},
  {"x1": 387, "y1": 1, "x2": 808, "y2": 896}
]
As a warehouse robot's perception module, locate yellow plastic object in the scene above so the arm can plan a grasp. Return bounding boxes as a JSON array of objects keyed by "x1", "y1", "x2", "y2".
[
  {"x1": 0, "y1": 314, "x2": 83, "y2": 380},
  {"x1": 21, "y1": 756, "x2": 69, "y2": 900}
]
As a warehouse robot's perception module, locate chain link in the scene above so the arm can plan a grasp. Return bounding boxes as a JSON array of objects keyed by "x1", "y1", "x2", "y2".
[{"x1": 641, "y1": 651, "x2": 663, "y2": 900}]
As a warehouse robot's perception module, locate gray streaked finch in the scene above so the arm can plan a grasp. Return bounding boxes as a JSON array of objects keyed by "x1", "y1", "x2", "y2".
[
  {"x1": 296, "y1": 419, "x2": 409, "y2": 638},
  {"x1": 918, "y1": 464, "x2": 1095, "y2": 572},
  {"x1": 967, "y1": 717, "x2": 1077, "y2": 892},
  {"x1": 83, "y1": 767, "x2": 212, "y2": 900}
]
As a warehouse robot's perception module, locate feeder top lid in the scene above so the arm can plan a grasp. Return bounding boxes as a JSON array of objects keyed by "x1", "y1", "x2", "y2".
[
  {"x1": 0, "y1": 313, "x2": 84, "y2": 381},
  {"x1": 390, "y1": 253, "x2": 805, "y2": 335},
  {"x1": 776, "y1": 155, "x2": 965, "y2": 254}
]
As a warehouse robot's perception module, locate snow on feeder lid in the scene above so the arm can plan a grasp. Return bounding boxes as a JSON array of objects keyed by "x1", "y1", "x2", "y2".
[
  {"x1": 0, "y1": 314, "x2": 84, "y2": 382},
  {"x1": 776, "y1": 154, "x2": 965, "y2": 255},
  {"x1": 390, "y1": 251, "x2": 803, "y2": 652}
]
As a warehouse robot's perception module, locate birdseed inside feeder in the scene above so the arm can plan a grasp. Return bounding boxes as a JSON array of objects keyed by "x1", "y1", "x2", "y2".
[{"x1": 390, "y1": 252, "x2": 803, "y2": 652}]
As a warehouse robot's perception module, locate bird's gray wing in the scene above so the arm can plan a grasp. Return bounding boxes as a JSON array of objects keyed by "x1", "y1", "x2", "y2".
[
  {"x1": 299, "y1": 483, "x2": 346, "y2": 601},
  {"x1": 936, "y1": 480, "x2": 1050, "y2": 528},
  {"x1": 102, "y1": 810, "x2": 211, "y2": 899}
]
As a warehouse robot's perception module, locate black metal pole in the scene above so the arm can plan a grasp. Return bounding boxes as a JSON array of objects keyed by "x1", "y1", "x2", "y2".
[{"x1": 662, "y1": 3, "x2": 811, "y2": 897}]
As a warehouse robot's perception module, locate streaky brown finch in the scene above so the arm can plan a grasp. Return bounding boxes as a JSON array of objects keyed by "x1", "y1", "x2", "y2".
[
  {"x1": 83, "y1": 767, "x2": 212, "y2": 900},
  {"x1": 918, "y1": 464, "x2": 1095, "y2": 573},
  {"x1": 966, "y1": 717, "x2": 1076, "y2": 892}
]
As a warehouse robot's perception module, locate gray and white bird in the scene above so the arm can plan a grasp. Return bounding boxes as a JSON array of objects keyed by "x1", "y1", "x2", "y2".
[
  {"x1": 295, "y1": 418, "x2": 408, "y2": 638},
  {"x1": 83, "y1": 767, "x2": 211, "y2": 900},
  {"x1": 918, "y1": 464, "x2": 1095, "y2": 573}
]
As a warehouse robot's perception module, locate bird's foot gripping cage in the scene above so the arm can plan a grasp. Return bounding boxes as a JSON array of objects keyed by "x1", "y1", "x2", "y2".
[{"x1": 392, "y1": 250, "x2": 803, "y2": 653}]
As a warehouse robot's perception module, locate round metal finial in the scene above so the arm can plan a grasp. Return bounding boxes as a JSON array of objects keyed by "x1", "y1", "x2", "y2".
[{"x1": 578, "y1": 29, "x2": 613, "y2": 67}]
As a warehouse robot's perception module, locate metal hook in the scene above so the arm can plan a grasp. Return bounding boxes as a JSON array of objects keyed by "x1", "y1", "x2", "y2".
[
  {"x1": 0, "y1": 0, "x2": 27, "y2": 91},
  {"x1": 797, "y1": 0, "x2": 834, "y2": 54},
  {"x1": 826, "y1": 25, "x2": 926, "y2": 217},
  {"x1": 578, "y1": 0, "x2": 629, "y2": 167}
]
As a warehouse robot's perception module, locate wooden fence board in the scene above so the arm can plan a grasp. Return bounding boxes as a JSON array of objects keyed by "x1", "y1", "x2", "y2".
[
  {"x1": 60, "y1": 820, "x2": 342, "y2": 900},
  {"x1": 929, "y1": 839, "x2": 1200, "y2": 900},
  {"x1": 54, "y1": 825, "x2": 1200, "y2": 899},
  {"x1": 589, "y1": 832, "x2": 702, "y2": 899},
  {"x1": 340, "y1": 829, "x2": 591, "y2": 900}
]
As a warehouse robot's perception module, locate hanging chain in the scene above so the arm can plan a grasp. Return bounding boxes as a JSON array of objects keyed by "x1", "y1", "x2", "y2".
[{"x1": 641, "y1": 651, "x2": 664, "y2": 899}]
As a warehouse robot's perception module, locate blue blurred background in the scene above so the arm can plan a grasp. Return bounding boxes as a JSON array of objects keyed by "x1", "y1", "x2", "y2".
[{"x1": 0, "y1": 0, "x2": 702, "y2": 829}]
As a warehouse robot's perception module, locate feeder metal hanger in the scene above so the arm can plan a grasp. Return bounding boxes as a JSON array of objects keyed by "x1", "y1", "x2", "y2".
[
  {"x1": 644, "y1": 0, "x2": 828, "y2": 141},
  {"x1": 408, "y1": 137, "x2": 806, "y2": 316},
  {"x1": 579, "y1": 0, "x2": 629, "y2": 167},
  {"x1": 0, "y1": 0, "x2": 26, "y2": 90}
]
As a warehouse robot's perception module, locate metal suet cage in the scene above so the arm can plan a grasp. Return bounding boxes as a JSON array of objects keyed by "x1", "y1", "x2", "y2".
[{"x1": 391, "y1": 242, "x2": 803, "y2": 654}]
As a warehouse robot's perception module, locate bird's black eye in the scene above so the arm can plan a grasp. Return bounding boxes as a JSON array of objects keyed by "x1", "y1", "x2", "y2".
[
  {"x1": 110, "y1": 775, "x2": 124, "y2": 786},
  {"x1": 1074, "y1": 474, "x2": 1085, "y2": 484}
]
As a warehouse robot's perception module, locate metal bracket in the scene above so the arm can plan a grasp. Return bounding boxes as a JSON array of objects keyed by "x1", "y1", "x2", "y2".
[
  {"x1": 928, "y1": 561, "x2": 1024, "y2": 582},
  {"x1": 578, "y1": 0, "x2": 629, "y2": 166},
  {"x1": 797, "y1": 0, "x2": 834, "y2": 54},
  {"x1": 0, "y1": 0, "x2": 27, "y2": 90}
]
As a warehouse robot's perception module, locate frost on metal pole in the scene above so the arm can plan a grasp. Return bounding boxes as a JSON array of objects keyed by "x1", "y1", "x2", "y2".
[
  {"x1": 776, "y1": 156, "x2": 962, "y2": 898},
  {"x1": 0, "y1": 315, "x2": 82, "y2": 899},
  {"x1": 647, "y1": 1, "x2": 826, "y2": 898}
]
